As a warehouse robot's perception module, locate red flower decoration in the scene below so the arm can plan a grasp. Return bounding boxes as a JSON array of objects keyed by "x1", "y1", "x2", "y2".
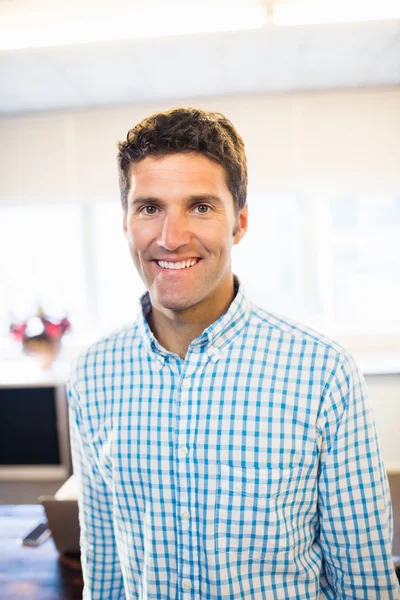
[
  {"x1": 44, "y1": 321, "x2": 63, "y2": 340},
  {"x1": 10, "y1": 309, "x2": 71, "y2": 343},
  {"x1": 10, "y1": 323, "x2": 27, "y2": 342}
]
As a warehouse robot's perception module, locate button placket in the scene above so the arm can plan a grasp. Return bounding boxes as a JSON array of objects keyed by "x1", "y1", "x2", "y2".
[
  {"x1": 175, "y1": 370, "x2": 194, "y2": 596},
  {"x1": 177, "y1": 356, "x2": 204, "y2": 597}
]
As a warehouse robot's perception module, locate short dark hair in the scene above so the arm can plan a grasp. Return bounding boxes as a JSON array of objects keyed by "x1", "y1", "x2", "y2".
[{"x1": 117, "y1": 107, "x2": 247, "y2": 213}]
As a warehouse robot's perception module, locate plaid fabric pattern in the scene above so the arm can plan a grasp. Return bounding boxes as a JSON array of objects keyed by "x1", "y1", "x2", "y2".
[{"x1": 68, "y1": 278, "x2": 400, "y2": 599}]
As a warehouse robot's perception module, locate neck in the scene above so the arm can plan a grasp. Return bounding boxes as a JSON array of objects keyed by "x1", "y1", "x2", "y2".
[{"x1": 147, "y1": 279, "x2": 237, "y2": 359}]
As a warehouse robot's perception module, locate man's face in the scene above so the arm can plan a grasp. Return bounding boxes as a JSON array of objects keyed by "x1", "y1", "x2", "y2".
[{"x1": 123, "y1": 152, "x2": 248, "y2": 316}]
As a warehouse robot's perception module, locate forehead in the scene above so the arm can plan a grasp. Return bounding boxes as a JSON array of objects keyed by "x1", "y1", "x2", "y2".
[{"x1": 129, "y1": 153, "x2": 229, "y2": 197}]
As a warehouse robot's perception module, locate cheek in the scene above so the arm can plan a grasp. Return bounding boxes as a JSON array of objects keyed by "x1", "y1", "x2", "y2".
[
  {"x1": 127, "y1": 223, "x2": 152, "y2": 251},
  {"x1": 202, "y1": 229, "x2": 233, "y2": 258},
  {"x1": 202, "y1": 220, "x2": 233, "y2": 242}
]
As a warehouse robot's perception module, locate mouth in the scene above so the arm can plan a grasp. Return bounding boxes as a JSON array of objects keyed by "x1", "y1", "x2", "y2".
[{"x1": 153, "y1": 258, "x2": 201, "y2": 271}]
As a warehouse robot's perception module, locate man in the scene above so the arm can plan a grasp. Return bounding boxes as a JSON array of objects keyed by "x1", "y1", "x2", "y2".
[{"x1": 68, "y1": 107, "x2": 399, "y2": 599}]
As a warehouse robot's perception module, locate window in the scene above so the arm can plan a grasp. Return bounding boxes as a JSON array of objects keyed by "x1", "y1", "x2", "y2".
[
  {"x1": 232, "y1": 193, "x2": 312, "y2": 319},
  {"x1": 329, "y1": 196, "x2": 400, "y2": 332},
  {"x1": 1, "y1": 196, "x2": 399, "y2": 348},
  {"x1": 0, "y1": 204, "x2": 86, "y2": 337},
  {"x1": 234, "y1": 193, "x2": 400, "y2": 339},
  {"x1": 91, "y1": 202, "x2": 145, "y2": 335}
]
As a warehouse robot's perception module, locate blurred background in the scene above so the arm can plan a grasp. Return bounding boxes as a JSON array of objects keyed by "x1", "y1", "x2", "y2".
[{"x1": 0, "y1": 0, "x2": 399, "y2": 595}]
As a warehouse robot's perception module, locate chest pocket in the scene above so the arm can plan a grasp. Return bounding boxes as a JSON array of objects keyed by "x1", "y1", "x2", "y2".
[{"x1": 214, "y1": 463, "x2": 299, "y2": 561}]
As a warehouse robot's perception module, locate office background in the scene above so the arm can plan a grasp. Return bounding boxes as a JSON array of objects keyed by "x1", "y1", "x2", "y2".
[{"x1": 0, "y1": 0, "x2": 399, "y2": 546}]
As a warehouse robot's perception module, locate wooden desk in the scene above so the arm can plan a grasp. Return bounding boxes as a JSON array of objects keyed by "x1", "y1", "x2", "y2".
[{"x1": 0, "y1": 505, "x2": 83, "y2": 599}]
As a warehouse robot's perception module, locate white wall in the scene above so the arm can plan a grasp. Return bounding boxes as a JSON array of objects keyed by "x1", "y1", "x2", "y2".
[
  {"x1": 1, "y1": 87, "x2": 399, "y2": 468},
  {"x1": 1, "y1": 87, "x2": 399, "y2": 205}
]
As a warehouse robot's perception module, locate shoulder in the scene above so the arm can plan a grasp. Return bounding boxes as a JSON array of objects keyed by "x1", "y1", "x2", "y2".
[
  {"x1": 68, "y1": 322, "x2": 139, "y2": 390},
  {"x1": 246, "y1": 300, "x2": 358, "y2": 376},
  {"x1": 245, "y1": 303, "x2": 365, "y2": 421}
]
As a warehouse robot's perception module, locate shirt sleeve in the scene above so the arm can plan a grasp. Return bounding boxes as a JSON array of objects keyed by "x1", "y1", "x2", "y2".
[
  {"x1": 68, "y1": 368, "x2": 126, "y2": 600},
  {"x1": 317, "y1": 351, "x2": 400, "y2": 598}
]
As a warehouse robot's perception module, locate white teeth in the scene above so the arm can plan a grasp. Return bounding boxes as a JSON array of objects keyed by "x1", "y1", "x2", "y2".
[{"x1": 157, "y1": 259, "x2": 198, "y2": 270}]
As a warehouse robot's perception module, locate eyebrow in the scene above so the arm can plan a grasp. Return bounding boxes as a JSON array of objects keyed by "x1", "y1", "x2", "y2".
[{"x1": 130, "y1": 194, "x2": 225, "y2": 207}]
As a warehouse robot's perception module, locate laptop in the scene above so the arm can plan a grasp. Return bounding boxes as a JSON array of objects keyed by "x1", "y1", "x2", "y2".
[{"x1": 38, "y1": 496, "x2": 80, "y2": 554}]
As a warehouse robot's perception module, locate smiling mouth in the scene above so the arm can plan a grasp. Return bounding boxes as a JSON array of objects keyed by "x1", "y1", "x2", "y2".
[{"x1": 155, "y1": 258, "x2": 200, "y2": 270}]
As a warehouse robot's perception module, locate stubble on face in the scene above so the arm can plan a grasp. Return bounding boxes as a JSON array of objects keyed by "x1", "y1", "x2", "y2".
[{"x1": 123, "y1": 153, "x2": 248, "y2": 325}]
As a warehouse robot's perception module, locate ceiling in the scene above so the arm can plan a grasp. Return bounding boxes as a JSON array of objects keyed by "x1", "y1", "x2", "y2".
[{"x1": 1, "y1": 17, "x2": 400, "y2": 115}]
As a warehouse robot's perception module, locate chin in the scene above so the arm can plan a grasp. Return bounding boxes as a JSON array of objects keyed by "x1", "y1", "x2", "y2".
[
  {"x1": 159, "y1": 289, "x2": 207, "y2": 313},
  {"x1": 158, "y1": 299, "x2": 193, "y2": 312},
  {"x1": 150, "y1": 289, "x2": 189, "y2": 310}
]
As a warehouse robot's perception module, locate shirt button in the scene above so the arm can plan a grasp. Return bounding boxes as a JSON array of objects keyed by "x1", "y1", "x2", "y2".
[
  {"x1": 178, "y1": 446, "x2": 188, "y2": 458},
  {"x1": 181, "y1": 511, "x2": 190, "y2": 520},
  {"x1": 182, "y1": 580, "x2": 192, "y2": 591},
  {"x1": 209, "y1": 346, "x2": 220, "y2": 361},
  {"x1": 182, "y1": 379, "x2": 191, "y2": 389}
]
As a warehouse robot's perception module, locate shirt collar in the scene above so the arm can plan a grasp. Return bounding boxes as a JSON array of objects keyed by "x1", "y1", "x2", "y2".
[{"x1": 136, "y1": 275, "x2": 251, "y2": 358}]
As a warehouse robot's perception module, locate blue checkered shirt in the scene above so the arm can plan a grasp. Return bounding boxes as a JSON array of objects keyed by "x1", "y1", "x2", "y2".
[{"x1": 68, "y1": 278, "x2": 399, "y2": 599}]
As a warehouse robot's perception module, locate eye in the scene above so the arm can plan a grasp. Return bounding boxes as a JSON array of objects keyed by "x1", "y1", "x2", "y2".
[
  {"x1": 194, "y1": 204, "x2": 211, "y2": 214},
  {"x1": 140, "y1": 205, "x2": 158, "y2": 215}
]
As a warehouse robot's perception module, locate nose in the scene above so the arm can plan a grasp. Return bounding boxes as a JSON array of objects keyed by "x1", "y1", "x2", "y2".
[{"x1": 156, "y1": 211, "x2": 191, "y2": 251}]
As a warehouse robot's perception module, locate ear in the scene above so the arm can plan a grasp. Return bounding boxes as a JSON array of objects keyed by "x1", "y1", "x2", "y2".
[
  {"x1": 233, "y1": 204, "x2": 248, "y2": 245},
  {"x1": 122, "y1": 211, "x2": 128, "y2": 237}
]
